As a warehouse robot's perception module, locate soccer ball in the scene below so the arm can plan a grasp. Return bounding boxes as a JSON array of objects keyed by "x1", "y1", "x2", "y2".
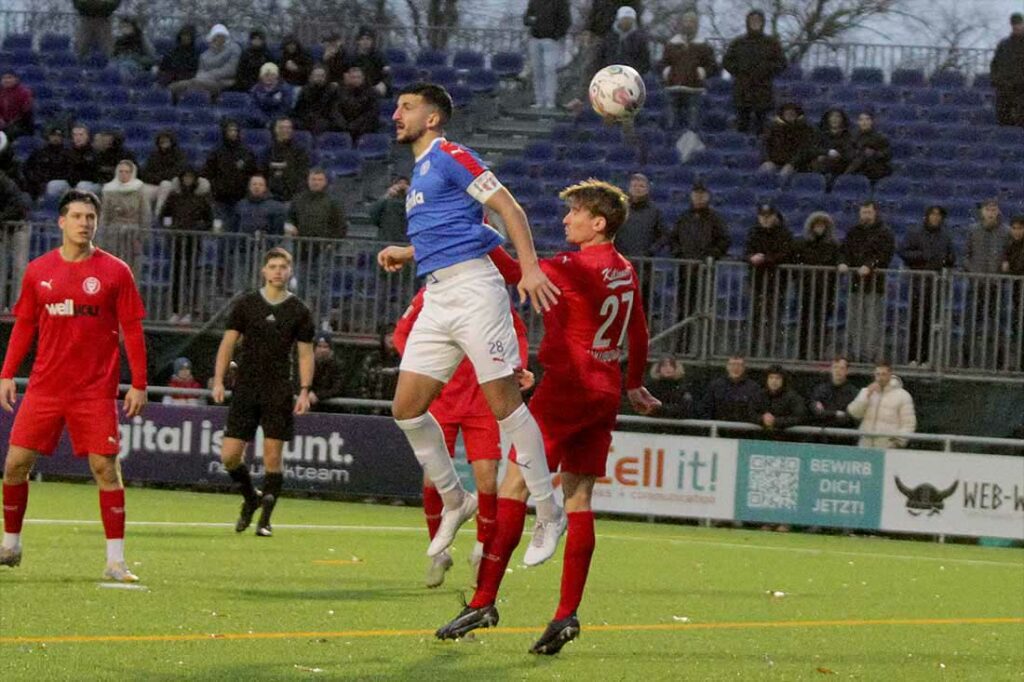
[{"x1": 588, "y1": 65, "x2": 646, "y2": 120}]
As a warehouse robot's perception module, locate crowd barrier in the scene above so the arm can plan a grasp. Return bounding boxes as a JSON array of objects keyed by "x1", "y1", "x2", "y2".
[
  {"x1": 4, "y1": 223, "x2": 1021, "y2": 379},
  {"x1": 2, "y1": 403, "x2": 1018, "y2": 541}
]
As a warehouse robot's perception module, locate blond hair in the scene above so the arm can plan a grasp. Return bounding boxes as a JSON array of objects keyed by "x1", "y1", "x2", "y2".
[{"x1": 558, "y1": 178, "x2": 630, "y2": 237}]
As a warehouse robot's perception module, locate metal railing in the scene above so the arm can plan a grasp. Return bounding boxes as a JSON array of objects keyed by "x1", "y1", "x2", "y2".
[{"x1": 3, "y1": 223, "x2": 1023, "y2": 381}]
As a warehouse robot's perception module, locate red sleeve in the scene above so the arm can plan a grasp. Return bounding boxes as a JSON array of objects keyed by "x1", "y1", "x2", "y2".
[
  {"x1": 0, "y1": 317, "x2": 37, "y2": 379},
  {"x1": 488, "y1": 246, "x2": 521, "y2": 284},
  {"x1": 512, "y1": 309, "x2": 529, "y2": 368},
  {"x1": 625, "y1": 281, "x2": 650, "y2": 390},
  {"x1": 117, "y1": 265, "x2": 146, "y2": 323},
  {"x1": 392, "y1": 289, "x2": 425, "y2": 356},
  {"x1": 121, "y1": 317, "x2": 148, "y2": 389}
]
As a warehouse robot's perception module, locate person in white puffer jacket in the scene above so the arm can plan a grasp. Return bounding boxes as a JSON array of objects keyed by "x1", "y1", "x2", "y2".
[{"x1": 846, "y1": 361, "x2": 917, "y2": 448}]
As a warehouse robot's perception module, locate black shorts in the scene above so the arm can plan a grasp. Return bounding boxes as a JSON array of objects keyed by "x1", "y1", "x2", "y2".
[{"x1": 224, "y1": 389, "x2": 294, "y2": 442}]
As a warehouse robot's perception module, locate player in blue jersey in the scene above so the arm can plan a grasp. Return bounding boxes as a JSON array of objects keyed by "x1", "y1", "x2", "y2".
[{"x1": 377, "y1": 83, "x2": 566, "y2": 565}]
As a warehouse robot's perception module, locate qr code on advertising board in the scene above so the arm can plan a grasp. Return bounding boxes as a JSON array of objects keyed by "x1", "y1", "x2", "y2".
[{"x1": 746, "y1": 455, "x2": 799, "y2": 509}]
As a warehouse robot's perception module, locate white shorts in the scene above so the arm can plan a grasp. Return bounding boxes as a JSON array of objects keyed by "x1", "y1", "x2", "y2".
[{"x1": 401, "y1": 257, "x2": 520, "y2": 385}]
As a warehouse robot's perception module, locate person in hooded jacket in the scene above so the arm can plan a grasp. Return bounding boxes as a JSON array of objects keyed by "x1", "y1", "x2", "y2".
[
  {"x1": 792, "y1": 211, "x2": 841, "y2": 360},
  {"x1": 745, "y1": 203, "x2": 792, "y2": 354},
  {"x1": 202, "y1": 118, "x2": 258, "y2": 220},
  {"x1": 139, "y1": 129, "x2": 188, "y2": 214},
  {"x1": 350, "y1": 28, "x2": 390, "y2": 97},
  {"x1": 23, "y1": 126, "x2": 75, "y2": 199},
  {"x1": 262, "y1": 117, "x2": 309, "y2": 201},
  {"x1": 160, "y1": 167, "x2": 213, "y2": 322},
  {"x1": 0, "y1": 69, "x2": 34, "y2": 141},
  {"x1": 898, "y1": 205, "x2": 956, "y2": 365},
  {"x1": 169, "y1": 24, "x2": 241, "y2": 99},
  {"x1": 234, "y1": 30, "x2": 273, "y2": 93},
  {"x1": 595, "y1": 7, "x2": 651, "y2": 75},
  {"x1": 110, "y1": 17, "x2": 155, "y2": 78},
  {"x1": 840, "y1": 201, "x2": 895, "y2": 362},
  {"x1": 309, "y1": 332, "x2": 345, "y2": 411},
  {"x1": 93, "y1": 130, "x2": 136, "y2": 185},
  {"x1": 292, "y1": 65, "x2": 340, "y2": 135},
  {"x1": 278, "y1": 35, "x2": 314, "y2": 87},
  {"x1": 753, "y1": 365, "x2": 806, "y2": 438},
  {"x1": 847, "y1": 361, "x2": 916, "y2": 448},
  {"x1": 250, "y1": 62, "x2": 296, "y2": 129},
  {"x1": 844, "y1": 111, "x2": 892, "y2": 183},
  {"x1": 101, "y1": 159, "x2": 151, "y2": 230},
  {"x1": 321, "y1": 32, "x2": 351, "y2": 84},
  {"x1": 811, "y1": 108, "x2": 853, "y2": 189},
  {"x1": 722, "y1": 10, "x2": 787, "y2": 134},
  {"x1": 336, "y1": 65, "x2": 380, "y2": 143},
  {"x1": 646, "y1": 357, "x2": 695, "y2": 419},
  {"x1": 233, "y1": 173, "x2": 287, "y2": 235},
  {"x1": 157, "y1": 25, "x2": 199, "y2": 86},
  {"x1": 759, "y1": 102, "x2": 817, "y2": 179},
  {"x1": 991, "y1": 13, "x2": 1024, "y2": 126}
]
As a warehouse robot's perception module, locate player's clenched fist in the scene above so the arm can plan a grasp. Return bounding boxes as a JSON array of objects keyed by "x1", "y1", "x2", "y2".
[
  {"x1": 377, "y1": 245, "x2": 415, "y2": 273},
  {"x1": 517, "y1": 263, "x2": 561, "y2": 313},
  {"x1": 0, "y1": 378, "x2": 17, "y2": 412}
]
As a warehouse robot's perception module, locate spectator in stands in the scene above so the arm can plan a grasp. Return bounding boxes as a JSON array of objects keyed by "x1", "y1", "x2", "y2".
[
  {"x1": 845, "y1": 111, "x2": 892, "y2": 184},
  {"x1": 156, "y1": 25, "x2": 199, "y2": 87},
  {"x1": 596, "y1": 7, "x2": 651, "y2": 76},
  {"x1": 233, "y1": 174, "x2": 286, "y2": 235},
  {"x1": 336, "y1": 65, "x2": 380, "y2": 143},
  {"x1": 202, "y1": 118, "x2": 258, "y2": 220},
  {"x1": 351, "y1": 28, "x2": 390, "y2": 97},
  {"x1": 368, "y1": 175, "x2": 409, "y2": 242},
  {"x1": 759, "y1": 102, "x2": 817, "y2": 180},
  {"x1": 74, "y1": 0, "x2": 121, "y2": 59},
  {"x1": 647, "y1": 357, "x2": 695, "y2": 419},
  {"x1": 704, "y1": 355, "x2": 760, "y2": 422},
  {"x1": 286, "y1": 168, "x2": 348, "y2": 239},
  {"x1": 322, "y1": 32, "x2": 351, "y2": 84},
  {"x1": 565, "y1": 1, "x2": 645, "y2": 113},
  {"x1": 139, "y1": 130, "x2": 188, "y2": 215},
  {"x1": 263, "y1": 117, "x2": 310, "y2": 201},
  {"x1": 964, "y1": 199, "x2": 1011, "y2": 367},
  {"x1": 169, "y1": 24, "x2": 241, "y2": 99},
  {"x1": 161, "y1": 167, "x2": 212, "y2": 323},
  {"x1": 811, "y1": 108, "x2": 853, "y2": 191},
  {"x1": 163, "y1": 357, "x2": 203, "y2": 405},
  {"x1": 110, "y1": 17, "x2": 156, "y2": 79},
  {"x1": 0, "y1": 70, "x2": 34, "y2": 141},
  {"x1": 1003, "y1": 216, "x2": 1024, "y2": 276},
  {"x1": 524, "y1": 0, "x2": 571, "y2": 110},
  {"x1": 616, "y1": 173, "x2": 665, "y2": 260},
  {"x1": 660, "y1": 10, "x2": 719, "y2": 131},
  {"x1": 808, "y1": 357, "x2": 859, "y2": 428},
  {"x1": 278, "y1": 36, "x2": 314, "y2": 87},
  {"x1": 745, "y1": 203, "x2": 792, "y2": 354},
  {"x1": 292, "y1": 66, "x2": 340, "y2": 135},
  {"x1": 847, "y1": 361, "x2": 916, "y2": 448},
  {"x1": 23, "y1": 125, "x2": 74, "y2": 200},
  {"x1": 898, "y1": 205, "x2": 956, "y2": 365},
  {"x1": 101, "y1": 160, "x2": 151, "y2": 232},
  {"x1": 357, "y1": 322, "x2": 401, "y2": 401},
  {"x1": 840, "y1": 200, "x2": 894, "y2": 362},
  {"x1": 722, "y1": 10, "x2": 787, "y2": 135},
  {"x1": 234, "y1": 30, "x2": 272, "y2": 93},
  {"x1": 0, "y1": 131, "x2": 23, "y2": 189},
  {"x1": 310, "y1": 332, "x2": 344, "y2": 411},
  {"x1": 754, "y1": 364, "x2": 806, "y2": 437},
  {"x1": 792, "y1": 211, "x2": 840, "y2": 360},
  {"x1": 68, "y1": 124, "x2": 102, "y2": 194},
  {"x1": 0, "y1": 161, "x2": 29, "y2": 224},
  {"x1": 93, "y1": 130, "x2": 136, "y2": 185},
  {"x1": 250, "y1": 63, "x2": 296, "y2": 129},
  {"x1": 991, "y1": 13, "x2": 1024, "y2": 127},
  {"x1": 967, "y1": 199, "x2": 1010, "y2": 274}
]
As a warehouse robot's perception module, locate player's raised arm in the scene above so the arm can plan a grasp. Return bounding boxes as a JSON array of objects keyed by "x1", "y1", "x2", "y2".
[
  {"x1": 212, "y1": 329, "x2": 241, "y2": 404},
  {"x1": 484, "y1": 189, "x2": 561, "y2": 312}
]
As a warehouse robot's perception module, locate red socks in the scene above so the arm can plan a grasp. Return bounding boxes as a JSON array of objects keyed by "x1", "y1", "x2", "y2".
[
  {"x1": 554, "y1": 510, "x2": 596, "y2": 620},
  {"x1": 2, "y1": 482, "x2": 29, "y2": 534},
  {"x1": 99, "y1": 489, "x2": 126, "y2": 540},
  {"x1": 469, "y1": 497, "x2": 527, "y2": 608},
  {"x1": 476, "y1": 492, "x2": 497, "y2": 544},
  {"x1": 423, "y1": 486, "x2": 443, "y2": 540}
]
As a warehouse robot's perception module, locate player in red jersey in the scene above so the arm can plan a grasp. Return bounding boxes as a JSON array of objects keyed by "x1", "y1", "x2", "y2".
[
  {"x1": 393, "y1": 247, "x2": 532, "y2": 587},
  {"x1": 0, "y1": 190, "x2": 148, "y2": 581},
  {"x1": 435, "y1": 179, "x2": 661, "y2": 652}
]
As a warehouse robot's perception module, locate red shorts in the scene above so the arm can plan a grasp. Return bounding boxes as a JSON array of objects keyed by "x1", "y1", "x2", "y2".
[
  {"x1": 9, "y1": 392, "x2": 120, "y2": 457},
  {"x1": 436, "y1": 413, "x2": 501, "y2": 462},
  {"x1": 528, "y1": 381, "x2": 619, "y2": 477}
]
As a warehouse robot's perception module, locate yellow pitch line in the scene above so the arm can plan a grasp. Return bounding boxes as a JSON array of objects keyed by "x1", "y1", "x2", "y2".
[{"x1": 2, "y1": 617, "x2": 1021, "y2": 645}]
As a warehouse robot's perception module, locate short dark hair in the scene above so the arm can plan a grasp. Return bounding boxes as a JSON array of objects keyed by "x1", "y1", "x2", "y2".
[
  {"x1": 262, "y1": 247, "x2": 292, "y2": 267},
  {"x1": 399, "y1": 82, "x2": 454, "y2": 125},
  {"x1": 875, "y1": 359, "x2": 893, "y2": 370},
  {"x1": 58, "y1": 189, "x2": 101, "y2": 216},
  {"x1": 860, "y1": 199, "x2": 879, "y2": 211},
  {"x1": 308, "y1": 167, "x2": 328, "y2": 178},
  {"x1": 558, "y1": 178, "x2": 630, "y2": 238},
  {"x1": 1011, "y1": 215, "x2": 1024, "y2": 227},
  {"x1": 766, "y1": 364, "x2": 785, "y2": 377},
  {"x1": 728, "y1": 354, "x2": 745, "y2": 361},
  {"x1": 832, "y1": 356, "x2": 849, "y2": 366}
]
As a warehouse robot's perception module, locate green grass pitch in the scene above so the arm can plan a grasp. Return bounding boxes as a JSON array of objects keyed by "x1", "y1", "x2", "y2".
[{"x1": 1, "y1": 482, "x2": 1022, "y2": 680}]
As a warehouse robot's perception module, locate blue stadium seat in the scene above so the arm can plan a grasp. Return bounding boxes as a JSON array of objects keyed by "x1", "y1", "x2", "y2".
[
  {"x1": 523, "y1": 141, "x2": 556, "y2": 164},
  {"x1": 30, "y1": 81, "x2": 54, "y2": 100},
  {"x1": 150, "y1": 107, "x2": 179, "y2": 125},
  {"x1": 80, "y1": 52, "x2": 108, "y2": 69},
  {"x1": 972, "y1": 73, "x2": 991, "y2": 89},
  {"x1": 790, "y1": 173, "x2": 826, "y2": 193},
  {"x1": 832, "y1": 174, "x2": 871, "y2": 196},
  {"x1": 13, "y1": 136, "x2": 41, "y2": 160},
  {"x1": 317, "y1": 132, "x2": 352, "y2": 151},
  {"x1": 891, "y1": 68, "x2": 925, "y2": 87},
  {"x1": 415, "y1": 49, "x2": 448, "y2": 68},
  {"x1": 356, "y1": 133, "x2": 389, "y2": 160},
  {"x1": 326, "y1": 150, "x2": 362, "y2": 177},
  {"x1": 64, "y1": 85, "x2": 93, "y2": 103},
  {"x1": 2, "y1": 34, "x2": 33, "y2": 51},
  {"x1": 829, "y1": 86, "x2": 859, "y2": 103},
  {"x1": 5, "y1": 50, "x2": 39, "y2": 67},
  {"x1": 447, "y1": 83, "x2": 473, "y2": 107},
  {"x1": 292, "y1": 130, "x2": 314, "y2": 152},
  {"x1": 778, "y1": 65, "x2": 804, "y2": 82},
  {"x1": 179, "y1": 89, "x2": 212, "y2": 109},
  {"x1": 497, "y1": 158, "x2": 529, "y2": 179},
  {"x1": 242, "y1": 128, "x2": 271, "y2": 149},
  {"x1": 850, "y1": 67, "x2": 884, "y2": 85},
  {"x1": 606, "y1": 145, "x2": 639, "y2": 168},
  {"x1": 390, "y1": 64, "x2": 420, "y2": 90},
  {"x1": 217, "y1": 91, "x2": 248, "y2": 111},
  {"x1": 137, "y1": 88, "x2": 173, "y2": 107},
  {"x1": 566, "y1": 143, "x2": 604, "y2": 164},
  {"x1": 810, "y1": 66, "x2": 844, "y2": 84},
  {"x1": 646, "y1": 147, "x2": 679, "y2": 170},
  {"x1": 452, "y1": 50, "x2": 484, "y2": 71},
  {"x1": 385, "y1": 47, "x2": 409, "y2": 66},
  {"x1": 181, "y1": 108, "x2": 217, "y2": 127},
  {"x1": 908, "y1": 90, "x2": 941, "y2": 107},
  {"x1": 466, "y1": 69, "x2": 499, "y2": 94},
  {"x1": 943, "y1": 89, "x2": 981, "y2": 107},
  {"x1": 490, "y1": 52, "x2": 523, "y2": 78},
  {"x1": 538, "y1": 160, "x2": 572, "y2": 180},
  {"x1": 428, "y1": 66, "x2": 459, "y2": 89},
  {"x1": 930, "y1": 70, "x2": 966, "y2": 89}
]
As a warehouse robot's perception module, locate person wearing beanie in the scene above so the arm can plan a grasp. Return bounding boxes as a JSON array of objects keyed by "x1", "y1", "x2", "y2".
[
  {"x1": 165, "y1": 357, "x2": 203, "y2": 404},
  {"x1": 595, "y1": 6, "x2": 651, "y2": 75},
  {"x1": 722, "y1": 10, "x2": 787, "y2": 134}
]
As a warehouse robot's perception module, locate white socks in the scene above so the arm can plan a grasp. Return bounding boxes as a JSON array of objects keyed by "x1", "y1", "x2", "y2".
[
  {"x1": 499, "y1": 403, "x2": 559, "y2": 521},
  {"x1": 107, "y1": 538, "x2": 125, "y2": 564},
  {"x1": 396, "y1": 413, "x2": 465, "y2": 507},
  {"x1": 2, "y1": 532, "x2": 20, "y2": 550}
]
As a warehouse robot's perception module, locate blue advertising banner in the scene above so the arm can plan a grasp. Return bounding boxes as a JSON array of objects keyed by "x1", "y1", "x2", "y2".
[
  {"x1": 0, "y1": 403, "x2": 423, "y2": 499},
  {"x1": 734, "y1": 440, "x2": 885, "y2": 529}
]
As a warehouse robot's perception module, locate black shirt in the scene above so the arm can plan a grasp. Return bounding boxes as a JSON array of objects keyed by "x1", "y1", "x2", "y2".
[{"x1": 227, "y1": 290, "x2": 315, "y2": 394}]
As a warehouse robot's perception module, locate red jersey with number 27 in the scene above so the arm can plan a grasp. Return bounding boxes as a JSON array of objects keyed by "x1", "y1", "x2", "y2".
[
  {"x1": 538, "y1": 243, "x2": 649, "y2": 396},
  {"x1": 12, "y1": 248, "x2": 146, "y2": 400}
]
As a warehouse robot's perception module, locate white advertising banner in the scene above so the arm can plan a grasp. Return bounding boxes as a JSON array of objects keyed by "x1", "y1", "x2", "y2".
[
  {"x1": 589, "y1": 433, "x2": 738, "y2": 520},
  {"x1": 881, "y1": 449, "x2": 1024, "y2": 540}
]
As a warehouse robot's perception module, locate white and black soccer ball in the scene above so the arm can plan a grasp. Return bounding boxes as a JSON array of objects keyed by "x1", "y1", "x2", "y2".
[{"x1": 588, "y1": 64, "x2": 646, "y2": 120}]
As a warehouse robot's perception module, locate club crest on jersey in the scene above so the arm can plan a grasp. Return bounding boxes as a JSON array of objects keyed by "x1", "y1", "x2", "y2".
[
  {"x1": 83, "y1": 276, "x2": 101, "y2": 295},
  {"x1": 420, "y1": 160, "x2": 431, "y2": 175}
]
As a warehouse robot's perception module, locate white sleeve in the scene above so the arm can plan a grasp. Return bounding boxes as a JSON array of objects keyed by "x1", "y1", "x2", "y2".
[{"x1": 465, "y1": 170, "x2": 503, "y2": 204}]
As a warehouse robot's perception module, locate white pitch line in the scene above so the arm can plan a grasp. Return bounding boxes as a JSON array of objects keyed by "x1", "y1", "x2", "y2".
[{"x1": 23, "y1": 518, "x2": 1024, "y2": 568}]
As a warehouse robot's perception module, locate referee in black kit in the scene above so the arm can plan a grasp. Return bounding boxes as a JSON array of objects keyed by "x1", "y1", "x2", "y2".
[{"x1": 212, "y1": 247, "x2": 316, "y2": 537}]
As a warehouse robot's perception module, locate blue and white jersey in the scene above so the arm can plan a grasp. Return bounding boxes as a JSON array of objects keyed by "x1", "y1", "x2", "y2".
[{"x1": 406, "y1": 137, "x2": 505, "y2": 275}]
